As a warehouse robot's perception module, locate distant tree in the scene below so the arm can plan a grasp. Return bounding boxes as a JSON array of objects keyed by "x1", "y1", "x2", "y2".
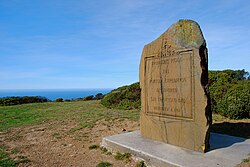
[
  {"x1": 55, "y1": 98, "x2": 64, "y2": 102},
  {"x1": 83, "y1": 95, "x2": 94, "y2": 101},
  {"x1": 0, "y1": 96, "x2": 49, "y2": 106},
  {"x1": 95, "y1": 93, "x2": 103, "y2": 100}
]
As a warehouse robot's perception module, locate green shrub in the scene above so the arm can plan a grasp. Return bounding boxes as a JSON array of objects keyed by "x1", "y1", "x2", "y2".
[
  {"x1": 95, "y1": 93, "x2": 104, "y2": 100},
  {"x1": 0, "y1": 146, "x2": 16, "y2": 167},
  {"x1": 89, "y1": 144, "x2": 99, "y2": 150},
  {"x1": 101, "y1": 82, "x2": 141, "y2": 110},
  {"x1": 114, "y1": 152, "x2": 131, "y2": 161},
  {"x1": 209, "y1": 69, "x2": 250, "y2": 119},
  {"x1": 83, "y1": 95, "x2": 94, "y2": 101},
  {"x1": 216, "y1": 81, "x2": 250, "y2": 119},
  {"x1": 101, "y1": 69, "x2": 250, "y2": 119},
  {"x1": 100, "y1": 146, "x2": 108, "y2": 153},
  {"x1": 136, "y1": 161, "x2": 147, "y2": 167},
  {"x1": 242, "y1": 158, "x2": 249, "y2": 163},
  {"x1": 96, "y1": 161, "x2": 112, "y2": 167},
  {"x1": 0, "y1": 96, "x2": 49, "y2": 106},
  {"x1": 55, "y1": 98, "x2": 63, "y2": 102}
]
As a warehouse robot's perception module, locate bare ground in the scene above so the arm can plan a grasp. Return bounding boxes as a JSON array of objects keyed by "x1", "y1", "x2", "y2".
[
  {"x1": 1, "y1": 117, "x2": 249, "y2": 166},
  {"x1": 0, "y1": 119, "x2": 140, "y2": 167}
]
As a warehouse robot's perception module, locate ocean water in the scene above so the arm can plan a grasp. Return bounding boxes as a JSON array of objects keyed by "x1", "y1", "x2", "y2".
[{"x1": 0, "y1": 89, "x2": 112, "y2": 101}]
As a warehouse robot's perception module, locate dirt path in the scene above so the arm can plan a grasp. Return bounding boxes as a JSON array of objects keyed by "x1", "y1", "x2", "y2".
[{"x1": 0, "y1": 119, "x2": 140, "y2": 167}]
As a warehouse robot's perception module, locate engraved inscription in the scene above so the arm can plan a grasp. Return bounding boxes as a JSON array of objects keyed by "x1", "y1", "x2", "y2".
[{"x1": 145, "y1": 50, "x2": 194, "y2": 120}]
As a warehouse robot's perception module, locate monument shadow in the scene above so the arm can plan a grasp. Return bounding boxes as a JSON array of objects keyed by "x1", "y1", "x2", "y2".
[{"x1": 209, "y1": 122, "x2": 250, "y2": 151}]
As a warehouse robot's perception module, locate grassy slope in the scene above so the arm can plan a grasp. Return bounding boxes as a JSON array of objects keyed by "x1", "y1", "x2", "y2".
[{"x1": 0, "y1": 101, "x2": 139, "y2": 132}]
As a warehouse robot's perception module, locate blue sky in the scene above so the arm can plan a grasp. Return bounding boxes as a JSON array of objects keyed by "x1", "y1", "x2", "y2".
[{"x1": 0, "y1": 0, "x2": 249, "y2": 89}]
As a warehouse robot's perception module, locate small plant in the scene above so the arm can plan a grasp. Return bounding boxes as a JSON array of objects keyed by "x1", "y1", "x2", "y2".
[
  {"x1": 136, "y1": 160, "x2": 146, "y2": 167},
  {"x1": 100, "y1": 146, "x2": 108, "y2": 153},
  {"x1": 80, "y1": 121, "x2": 95, "y2": 128},
  {"x1": 106, "y1": 151, "x2": 112, "y2": 155},
  {"x1": 96, "y1": 161, "x2": 113, "y2": 167},
  {"x1": 0, "y1": 147, "x2": 16, "y2": 167},
  {"x1": 114, "y1": 152, "x2": 131, "y2": 161},
  {"x1": 242, "y1": 158, "x2": 250, "y2": 163},
  {"x1": 89, "y1": 144, "x2": 99, "y2": 150},
  {"x1": 0, "y1": 159, "x2": 16, "y2": 167}
]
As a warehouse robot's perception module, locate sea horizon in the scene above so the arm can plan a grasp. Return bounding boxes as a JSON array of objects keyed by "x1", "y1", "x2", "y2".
[{"x1": 0, "y1": 88, "x2": 113, "y2": 101}]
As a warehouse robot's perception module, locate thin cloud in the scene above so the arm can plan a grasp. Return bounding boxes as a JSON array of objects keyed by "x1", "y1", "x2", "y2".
[{"x1": 0, "y1": 68, "x2": 52, "y2": 80}]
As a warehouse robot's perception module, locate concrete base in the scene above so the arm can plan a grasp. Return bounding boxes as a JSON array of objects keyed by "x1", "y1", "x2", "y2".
[{"x1": 102, "y1": 131, "x2": 250, "y2": 167}]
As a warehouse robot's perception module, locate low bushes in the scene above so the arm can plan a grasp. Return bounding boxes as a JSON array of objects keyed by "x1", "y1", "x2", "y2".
[
  {"x1": 216, "y1": 81, "x2": 250, "y2": 119},
  {"x1": 209, "y1": 69, "x2": 249, "y2": 119},
  {"x1": 55, "y1": 98, "x2": 64, "y2": 102},
  {"x1": 0, "y1": 96, "x2": 49, "y2": 106},
  {"x1": 101, "y1": 82, "x2": 141, "y2": 110},
  {"x1": 54, "y1": 93, "x2": 104, "y2": 102},
  {"x1": 101, "y1": 69, "x2": 249, "y2": 119}
]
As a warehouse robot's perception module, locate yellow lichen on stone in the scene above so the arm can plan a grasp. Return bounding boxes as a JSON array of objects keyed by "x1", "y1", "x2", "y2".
[{"x1": 168, "y1": 20, "x2": 204, "y2": 48}]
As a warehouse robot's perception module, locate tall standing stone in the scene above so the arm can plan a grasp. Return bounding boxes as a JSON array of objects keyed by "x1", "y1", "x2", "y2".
[{"x1": 139, "y1": 20, "x2": 212, "y2": 152}]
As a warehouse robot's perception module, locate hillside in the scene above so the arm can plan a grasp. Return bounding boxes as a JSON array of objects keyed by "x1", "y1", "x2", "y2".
[{"x1": 101, "y1": 82, "x2": 141, "y2": 110}]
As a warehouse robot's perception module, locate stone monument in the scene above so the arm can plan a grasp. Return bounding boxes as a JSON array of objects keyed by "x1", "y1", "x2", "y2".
[
  {"x1": 139, "y1": 19, "x2": 212, "y2": 152},
  {"x1": 102, "y1": 20, "x2": 248, "y2": 166}
]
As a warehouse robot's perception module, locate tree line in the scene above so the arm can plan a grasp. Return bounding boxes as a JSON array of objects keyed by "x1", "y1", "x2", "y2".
[
  {"x1": 0, "y1": 96, "x2": 49, "y2": 106},
  {"x1": 0, "y1": 93, "x2": 104, "y2": 106},
  {"x1": 101, "y1": 69, "x2": 249, "y2": 119}
]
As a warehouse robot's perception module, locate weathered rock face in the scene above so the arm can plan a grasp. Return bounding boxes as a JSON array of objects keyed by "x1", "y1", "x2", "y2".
[{"x1": 139, "y1": 20, "x2": 212, "y2": 152}]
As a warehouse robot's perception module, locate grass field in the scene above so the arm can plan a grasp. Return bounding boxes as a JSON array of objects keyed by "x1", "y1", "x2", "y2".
[
  {"x1": 0, "y1": 100, "x2": 249, "y2": 167},
  {"x1": 0, "y1": 100, "x2": 140, "y2": 167},
  {"x1": 0, "y1": 100, "x2": 139, "y2": 132}
]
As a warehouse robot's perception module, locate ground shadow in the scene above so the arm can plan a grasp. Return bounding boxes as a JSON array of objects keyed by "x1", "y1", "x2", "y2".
[
  {"x1": 209, "y1": 122, "x2": 250, "y2": 151},
  {"x1": 211, "y1": 122, "x2": 250, "y2": 138}
]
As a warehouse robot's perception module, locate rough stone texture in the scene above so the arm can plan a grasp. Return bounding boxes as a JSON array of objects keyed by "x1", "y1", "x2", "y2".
[{"x1": 139, "y1": 20, "x2": 212, "y2": 152}]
